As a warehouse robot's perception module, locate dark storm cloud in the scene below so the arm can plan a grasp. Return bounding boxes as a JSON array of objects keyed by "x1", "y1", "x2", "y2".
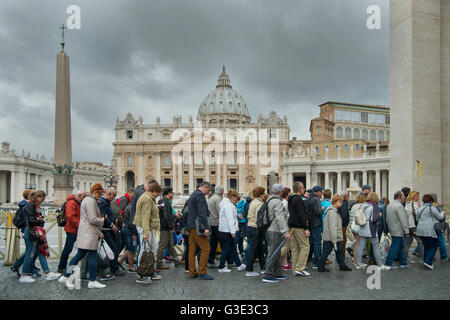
[{"x1": 0, "y1": 0, "x2": 389, "y2": 163}]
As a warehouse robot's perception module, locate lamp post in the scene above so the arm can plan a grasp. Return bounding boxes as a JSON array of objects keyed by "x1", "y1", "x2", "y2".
[{"x1": 103, "y1": 167, "x2": 119, "y2": 188}]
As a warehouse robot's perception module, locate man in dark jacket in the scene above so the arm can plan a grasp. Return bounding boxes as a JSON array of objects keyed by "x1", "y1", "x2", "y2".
[
  {"x1": 338, "y1": 191, "x2": 350, "y2": 257},
  {"x1": 118, "y1": 189, "x2": 135, "y2": 216},
  {"x1": 305, "y1": 186, "x2": 323, "y2": 268},
  {"x1": 156, "y1": 187, "x2": 181, "y2": 269},
  {"x1": 288, "y1": 182, "x2": 311, "y2": 276},
  {"x1": 186, "y1": 182, "x2": 214, "y2": 280}
]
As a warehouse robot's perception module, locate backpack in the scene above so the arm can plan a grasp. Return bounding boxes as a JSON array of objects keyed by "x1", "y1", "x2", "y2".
[
  {"x1": 256, "y1": 198, "x2": 277, "y2": 232},
  {"x1": 13, "y1": 207, "x2": 26, "y2": 229},
  {"x1": 354, "y1": 205, "x2": 367, "y2": 227},
  {"x1": 56, "y1": 201, "x2": 68, "y2": 227}
]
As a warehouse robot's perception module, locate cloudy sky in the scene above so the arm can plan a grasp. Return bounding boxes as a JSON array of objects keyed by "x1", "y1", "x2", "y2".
[{"x1": 0, "y1": 0, "x2": 389, "y2": 165}]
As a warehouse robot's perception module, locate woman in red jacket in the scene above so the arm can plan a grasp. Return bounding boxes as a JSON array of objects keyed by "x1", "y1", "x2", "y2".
[{"x1": 57, "y1": 190, "x2": 87, "y2": 274}]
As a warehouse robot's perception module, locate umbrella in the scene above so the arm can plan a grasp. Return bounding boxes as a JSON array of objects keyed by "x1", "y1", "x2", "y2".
[{"x1": 265, "y1": 229, "x2": 295, "y2": 266}]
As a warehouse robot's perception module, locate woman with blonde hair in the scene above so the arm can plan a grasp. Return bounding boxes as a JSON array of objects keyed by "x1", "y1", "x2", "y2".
[
  {"x1": 355, "y1": 192, "x2": 390, "y2": 270},
  {"x1": 349, "y1": 193, "x2": 366, "y2": 266},
  {"x1": 59, "y1": 183, "x2": 106, "y2": 289},
  {"x1": 403, "y1": 190, "x2": 422, "y2": 262}
]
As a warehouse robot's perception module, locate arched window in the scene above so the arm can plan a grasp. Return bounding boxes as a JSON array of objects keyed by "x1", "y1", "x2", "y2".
[
  {"x1": 315, "y1": 146, "x2": 320, "y2": 153},
  {"x1": 362, "y1": 129, "x2": 368, "y2": 140},
  {"x1": 343, "y1": 144, "x2": 349, "y2": 151},
  {"x1": 378, "y1": 130, "x2": 385, "y2": 141},
  {"x1": 370, "y1": 129, "x2": 377, "y2": 141},
  {"x1": 345, "y1": 127, "x2": 352, "y2": 138},
  {"x1": 127, "y1": 156, "x2": 133, "y2": 167},
  {"x1": 353, "y1": 128, "x2": 360, "y2": 139},
  {"x1": 317, "y1": 127, "x2": 321, "y2": 135},
  {"x1": 336, "y1": 126, "x2": 343, "y2": 138},
  {"x1": 355, "y1": 143, "x2": 360, "y2": 150}
]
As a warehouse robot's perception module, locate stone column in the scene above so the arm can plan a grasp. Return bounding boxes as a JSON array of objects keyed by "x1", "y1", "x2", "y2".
[
  {"x1": 238, "y1": 163, "x2": 245, "y2": 194},
  {"x1": 156, "y1": 152, "x2": 161, "y2": 184},
  {"x1": 350, "y1": 171, "x2": 355, "y2": 187},
  {"x1": 381, "y1": 171, "x2": 388, "y2": 198},
  {"x1": 223, "y1": 163, "x2": 228, "y2": 192},
  {"x1": 205, "y1": 161, "x2": 210, "y2": 186},
  {"x1": 376, "y1": 170, "x2": 381, "y2": 196},
  {"x1": 337, "y1": 171, "x2": 342, "y2": 194},
  {"x1": 10, "y1": 170, "x2": 16, "y2": 203},
  {"x1": 362, "y1": 170, "x2": 367, "y2": 186},
  {"x1": 172, "y1": 155, "x2": 177, "y2": 190},
  {"x1": 306, "y1": 171, "x2": 311, "y2": 190},
  {"x1": 178, "y1": 160, "x2": 182, "y2": 195},
  {"x1": 369, "y1": 172, "x2": 375, "y2": 190},
  {"x1": 216, "y1": 162, "x2": 221, "y2": 189},
  {"x1": 137, "y1": 152, "x2": 144, "y2": 185},
  {"x1": 325, "y1": 172, "x2": 330, "y2": 189},
  {"x1": 287, "y1": 171, "x2": 293, "y2": 189},
  {"x1": 390, "y1": 0, "x2": 443, "y2": 202}
]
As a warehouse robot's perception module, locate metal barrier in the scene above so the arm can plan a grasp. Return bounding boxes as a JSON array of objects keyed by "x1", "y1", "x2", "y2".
[{"x1": 0, "y1": 209, "x2": 63, "y2": 265}]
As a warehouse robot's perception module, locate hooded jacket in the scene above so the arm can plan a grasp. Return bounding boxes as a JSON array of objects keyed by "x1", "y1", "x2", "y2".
[
  {"x1": 158, "y1": 197, "x2": 175, "y2": 231},
  {"x1": 64, "y1": 194, "x2": 81, "y2": 234},
  {"x1": 305, "y1": 193, "x2": 323, "y2": 229}
]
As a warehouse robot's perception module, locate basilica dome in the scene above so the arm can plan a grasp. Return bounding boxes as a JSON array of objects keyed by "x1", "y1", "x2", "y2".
[{"x1": 197, "y1": 66, "x2": 251, "y2": 124}]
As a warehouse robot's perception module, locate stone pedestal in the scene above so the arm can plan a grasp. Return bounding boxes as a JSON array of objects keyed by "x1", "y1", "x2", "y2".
[{"x1": 53, "y1": 173, "x2": 73, "y2": 205}]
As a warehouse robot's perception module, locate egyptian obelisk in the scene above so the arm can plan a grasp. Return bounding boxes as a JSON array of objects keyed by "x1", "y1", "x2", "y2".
[{"x1": 53, "y1": 24, "x2": 73, "y2": 205}]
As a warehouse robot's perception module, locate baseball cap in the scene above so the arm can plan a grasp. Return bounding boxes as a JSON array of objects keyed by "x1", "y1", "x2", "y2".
[
  {"x1": 361, "y1": 185, "x2": 371, "y2": 191},
  {"x1": 312, "y1": 186, "x2": 323, "y2": 193}
]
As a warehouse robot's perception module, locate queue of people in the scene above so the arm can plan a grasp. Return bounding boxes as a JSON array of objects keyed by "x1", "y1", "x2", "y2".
[{"x1": 10, "y1": 179, "x2": 449, "y2": 289}]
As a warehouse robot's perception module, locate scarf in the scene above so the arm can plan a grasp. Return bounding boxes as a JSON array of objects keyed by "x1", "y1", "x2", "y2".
[{"x1": 33, "y1": 204, "x2": 49, "y2": 257}]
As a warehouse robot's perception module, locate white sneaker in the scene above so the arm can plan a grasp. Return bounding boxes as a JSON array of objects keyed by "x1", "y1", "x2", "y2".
[
  {"x1": 66, "y1": 280, "x2": 75, "y2": 290},
  {"x1": 151, "y1": 274, "x2": 162, "y2": 280},
  {"x1": 237, "y1": 264, "x2": 246, "y2": 271},
  {"x1": 260, "y1": 270, "x2": 266, "y2": 274},
  {"x1": 295, "y1": 270, "x2": 311, "y2": 276},
  {"x1": 88, "y1": 281, "x2": 106, "y2": 289},
  {"x1": 58, "y1": 276, "x2": 68, "y2": 285},
  {"x1": 19, "y1": 276, "x2": 35, "y2": 283},
  {"x1": 424, "y1": 263, "x2": 434, "y2": 270},
  {"x1": 378, "y1": 265, "x2": 391, "y2": 271},
  {"x1": 46, "y1": 272, "x2": 61, "y2": 281},
  {"x1": 246, "y1": 272, "x2": 260, "y2": 277},
  {"x1": 218, "y1": 267, "x2": 232, "y2": 273}
]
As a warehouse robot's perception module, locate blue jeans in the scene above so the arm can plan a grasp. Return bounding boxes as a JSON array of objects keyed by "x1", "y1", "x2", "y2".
[
  {"x1": 219, "y1": 236, "x2": 242, "y2": 269},
  {"x1": 22, "y1": 228, "x2": 50, "y2": 275},
  {"x1": 121, "y1": 228, "x2": 138, "y2": 254},
  {"x1": 13, "y1": 252, "x2": 48, "y2": 274},
  {"x1": 58, "y1": 232, "x2": 77, "y2": 271},
  {"x1": 385, "y1": 236, "x2": 407, "y2": 266},
  {"x1": 421, "y1": 236, "x2": 439, "y2": 266},
  {"x1": 65, "y1": 249, "x2": 98, "y2": 281},
  {"x1": 438, "y1": 232, "x2": 448, "y2": 259},
  {"x1": 309, "y1": 227, "x2": 322, "y2": 266},
  {"x1": 102, "y1": 230, "x2": 119, "y2": 272},
  {"x1": 238, "y1": 223, "x2": 246, "y2": 256}
]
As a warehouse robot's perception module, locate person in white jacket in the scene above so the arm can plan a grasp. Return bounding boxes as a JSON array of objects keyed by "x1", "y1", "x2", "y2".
[{"x1": 217, "y1": 190, "x2": 246, "y2": 273}]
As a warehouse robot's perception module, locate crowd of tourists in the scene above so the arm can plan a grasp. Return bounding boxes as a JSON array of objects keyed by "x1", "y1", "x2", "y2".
[{"x1": 10, "y1": 179, "x2": 449, "y2": 288}]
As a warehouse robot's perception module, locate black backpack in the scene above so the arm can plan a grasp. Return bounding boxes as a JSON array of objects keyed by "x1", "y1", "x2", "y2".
[
  {"x1": 13, "y1": 207, "x2": 26, "y2": 229},
  {"x1": 56, "y1": 201, "x2": 68, "y2": 227},
  {"x1": 256, "y1": 198, "x2": 277, "y2": 232}
]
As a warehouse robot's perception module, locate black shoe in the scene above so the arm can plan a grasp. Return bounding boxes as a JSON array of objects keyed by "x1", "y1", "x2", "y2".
[
  {"x1": 340, "y1": 266, "x2": 352, "y2": 271},
  {"x1": 318, "y1": 267, "x2": 329, "y2": 272},
  {"x1": 57, "y1": 268, "x2": 66, "y2": 274},
  {"x1": 346, "y1": 248, "x2": 354, "y2": 257},
  {"x1": 10, "y1": 265, "x2": 21, "y2": 277},
  {"x1": 100, "y1": 273, "x2": 116, "y2": 281}
]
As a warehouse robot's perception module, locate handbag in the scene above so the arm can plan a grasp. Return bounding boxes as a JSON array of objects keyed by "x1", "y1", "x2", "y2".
[
  {"x1": 195, "y1": 216, "x2": 211, "y2": 236},
  {"x1": 136, "y1": 240, "x2": 155, "y2": 277}
]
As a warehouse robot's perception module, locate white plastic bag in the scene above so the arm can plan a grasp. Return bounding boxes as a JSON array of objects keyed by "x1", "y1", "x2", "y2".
[
  {"x1": 379, "y1": 233, "x2": 391, "y2": 261},
  {"x1": 98, "y1": 239, "x2": 115, "y2": 260}
]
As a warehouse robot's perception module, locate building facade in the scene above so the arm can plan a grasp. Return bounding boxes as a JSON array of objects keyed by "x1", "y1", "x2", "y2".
[{"x1": 0, "y1": 141, "x2": 111, "y2": 204}]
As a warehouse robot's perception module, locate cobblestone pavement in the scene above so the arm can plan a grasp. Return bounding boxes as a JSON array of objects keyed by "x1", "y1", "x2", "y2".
[{"x1": 1, "y1": 252, "x2": 449, "y2": 300}]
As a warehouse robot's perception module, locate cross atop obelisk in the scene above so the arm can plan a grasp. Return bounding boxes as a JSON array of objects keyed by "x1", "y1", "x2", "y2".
[{"x1": 59, "y1": 24, "x2": 67, "y2": 50}]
